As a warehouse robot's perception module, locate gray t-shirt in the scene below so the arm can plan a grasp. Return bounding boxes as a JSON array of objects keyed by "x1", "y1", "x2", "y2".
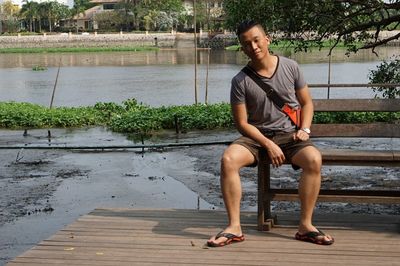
[{"x1": 230, "y1": 56, "x2": 306, "y2": 134}]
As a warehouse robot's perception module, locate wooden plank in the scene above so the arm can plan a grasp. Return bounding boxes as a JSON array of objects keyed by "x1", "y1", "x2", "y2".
[
  {"x1": 321, "y1": 149, "x2": 396, "y2": 162},
  {"x1": 311, "y1": 123, "x2": 400, "y2": 138},
  {"x1": 12, "y1": 247, "x2": 400, "y2": 264},
  {"x1": 394, "y1": 151, "x2": 400, "y2": 161},
  {"x1": 261, "y1": 149, "x2": 400, "y2": 166},
  {"x1": 268, "y1": 194, "x2": 400, "y2": 204},
  {"x1": 313, "y1": 99, "x2": 400, "y2": 112},
  {"x1": 7, "y1": 209, "x2": 400, "y2": 266}
]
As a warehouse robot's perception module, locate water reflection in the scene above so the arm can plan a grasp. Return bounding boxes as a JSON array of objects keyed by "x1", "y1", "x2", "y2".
[{"x1": 0, "y1": 46, "x2": 398, "y2": 68}]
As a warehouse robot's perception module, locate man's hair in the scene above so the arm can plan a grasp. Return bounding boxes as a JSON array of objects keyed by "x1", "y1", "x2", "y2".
[{"x1": 236, "y1": 20, "x2": 263, "y2": 39}]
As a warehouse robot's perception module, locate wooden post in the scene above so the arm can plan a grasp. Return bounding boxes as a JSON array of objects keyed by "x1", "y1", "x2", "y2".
[
  {"x1": 258, "y1": 149, "x2": 274, "y2": 231},
  {"x1": 327, "y1": 53, "x2": 332, "y2": 99},
  {"x1": 193, "y1": 0, "x2": 198, "y2": 104},
  {"x1": 205, "y1": 48, "x2": 210, "y2": 104}
]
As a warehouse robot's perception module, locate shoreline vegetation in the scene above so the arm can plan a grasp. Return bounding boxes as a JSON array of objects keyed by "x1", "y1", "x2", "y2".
[
  {"x1": 0, "y1": 100, "x2": 398, "y2": 135},
  {"x1": 226, "y1": 40, "x2": 361, "y2": 51}
]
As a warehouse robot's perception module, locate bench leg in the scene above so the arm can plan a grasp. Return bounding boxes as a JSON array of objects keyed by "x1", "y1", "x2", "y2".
[{"x1": 257, "y1": 150, "x2": 275, "y2": 231}]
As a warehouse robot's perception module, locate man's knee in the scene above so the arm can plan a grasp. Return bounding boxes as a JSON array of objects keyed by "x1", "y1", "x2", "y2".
[
  {"x1": 294, "y1": 147, "x2": 322, "y2": 172},
  {"x1": 221, "y1": 152, "x2": 240, "y2": 172},
  {"x1": 305, "y1": 149, "x2": 322, "y2": 172},
  {"x1": 220, "y1": 144, "x2": 255, "y2": 174}
]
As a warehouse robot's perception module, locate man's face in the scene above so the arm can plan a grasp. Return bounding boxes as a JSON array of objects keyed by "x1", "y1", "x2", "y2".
[{"x1": 239, "y1": 25, "x2": 270, "y2": 61}]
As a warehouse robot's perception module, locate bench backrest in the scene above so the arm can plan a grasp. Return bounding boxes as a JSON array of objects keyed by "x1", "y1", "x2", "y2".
[{"x1": 311, "y1": 99, "x2": 400, "y2": 138}]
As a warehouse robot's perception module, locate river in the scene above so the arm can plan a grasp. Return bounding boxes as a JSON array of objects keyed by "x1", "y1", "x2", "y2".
[{"x1": 0, "y1": 46, "x2": 399, "y2": 107}]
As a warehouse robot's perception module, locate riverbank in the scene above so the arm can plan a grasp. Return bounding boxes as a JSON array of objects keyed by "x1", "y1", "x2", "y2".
[
  {"x1": 1, "y1": 30, "x2": 398, "y2": 51},
  {"x1": 0, "y1": 32, "x2": 206, "y2": 49},
  {"x1": 0, "y1": 127, "x2": 399, "y2": 265}
]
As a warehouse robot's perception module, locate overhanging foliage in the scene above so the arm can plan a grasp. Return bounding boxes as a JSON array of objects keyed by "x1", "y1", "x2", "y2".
[{"x1": 223, "y1": 0, "x2": 400, "y2": 54}]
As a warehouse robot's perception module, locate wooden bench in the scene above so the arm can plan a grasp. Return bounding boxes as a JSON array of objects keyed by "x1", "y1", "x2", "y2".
[{"x1": 257, "y1": 98, "x2": 400, "y2": 231}]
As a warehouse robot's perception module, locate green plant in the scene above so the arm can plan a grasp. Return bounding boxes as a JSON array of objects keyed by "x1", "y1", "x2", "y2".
[
  {"x1": 32, "y1": 65, "x2": 48, "y2": 71},
  {"x1": 1, "y1": 99, "x2": 398, "y2": 133},
  {"x1": 368, "y1": 56, "x2": 400, "y2": 99}
]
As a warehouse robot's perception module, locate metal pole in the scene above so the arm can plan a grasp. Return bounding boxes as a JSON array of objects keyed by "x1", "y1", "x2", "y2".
[{"x1": 193, "y1": 0, "x2": 198, "y2": 104}]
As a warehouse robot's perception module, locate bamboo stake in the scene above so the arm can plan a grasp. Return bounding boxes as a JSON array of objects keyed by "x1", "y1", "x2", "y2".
[{"x1": 193, "y1": 0, "x2": 198, "y2": 104}]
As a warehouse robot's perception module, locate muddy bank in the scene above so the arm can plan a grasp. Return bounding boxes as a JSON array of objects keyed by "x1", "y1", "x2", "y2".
[{"x1": 0, "y1": 127, "x2": 399, "y2": 265}]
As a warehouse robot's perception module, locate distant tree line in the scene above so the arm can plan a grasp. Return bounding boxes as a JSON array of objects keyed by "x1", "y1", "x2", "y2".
[{"x1": 0, "y1": 0, "x2": 225, "y2": 33}]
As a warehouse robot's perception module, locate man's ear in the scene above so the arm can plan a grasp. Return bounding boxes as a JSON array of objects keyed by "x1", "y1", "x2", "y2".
[{"x1": 265, "y1": 35, "x2": 272, "y2": 44}]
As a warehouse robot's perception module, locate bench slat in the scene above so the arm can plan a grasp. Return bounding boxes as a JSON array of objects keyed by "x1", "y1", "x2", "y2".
[
  {"x1": 321, "y1": 149, "x2": 396, "y2": 162},
  {"x1": 266, "y1": 189, "x2": 400, "y2": 204},
  {"x1": 269, "y1": 194, "x2": 400, "y2": 204},
  {"x1": 313, "y1": 99, "x2": 400, "y2": 112},
  {"x1": 261, "y1": 149, "x2": 400, "y2": 165},
  {"x1": 311, "y1": 123, "x2": 400, "y2": 137}
]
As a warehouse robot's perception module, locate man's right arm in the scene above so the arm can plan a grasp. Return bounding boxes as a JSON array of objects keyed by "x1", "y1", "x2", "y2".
[{"x1": 232, "y1": 103, "x2": 286, "y2": 167}]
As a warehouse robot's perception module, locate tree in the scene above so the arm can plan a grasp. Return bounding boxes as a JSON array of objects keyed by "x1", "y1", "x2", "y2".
[
  {"x1": 70, "y1": 0, "x2": 93, "y2": 32},
  {"x1": 140, "y1": 0, "x2": 184, "y2": 31},
  {"x1": 1, "y1": 0, "x2": 20, "y2": 32},
  {"x1": 20, "y1": 0, "x2": 40, "y2": 32},
  {"x1": 43, "y1": 1, "x2": 57, "y2": 32},
  {"x1": 94, "y1": 11, "x2": 123, "y2": 31},
  {"x1": 115, "y1": 0, "x2": 134, "y2": 31},
  {"x1": 223, "y1": 0, "x2": 400, "y2": 54}
]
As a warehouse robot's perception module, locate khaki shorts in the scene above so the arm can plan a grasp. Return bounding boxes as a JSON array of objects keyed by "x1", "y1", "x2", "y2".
[{"x1": 232, "y1": 131, "x2": 316, "y2": 170}]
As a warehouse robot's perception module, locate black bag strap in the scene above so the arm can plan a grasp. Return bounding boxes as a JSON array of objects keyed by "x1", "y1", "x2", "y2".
[{"x1": 241, "y1": 65, "x2": 285, "y2": 109}]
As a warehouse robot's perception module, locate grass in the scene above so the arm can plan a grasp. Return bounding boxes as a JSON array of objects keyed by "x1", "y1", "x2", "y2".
[{"x1": 226, "y1": 39, "x2": 360, "y2": 51}]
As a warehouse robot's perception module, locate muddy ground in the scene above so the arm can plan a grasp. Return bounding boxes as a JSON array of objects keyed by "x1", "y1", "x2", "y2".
[{"x1": 0, "y1": 127, "x2": 399, "y2": 265}]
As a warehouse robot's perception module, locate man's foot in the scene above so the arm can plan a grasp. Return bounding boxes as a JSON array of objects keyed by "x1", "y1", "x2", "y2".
[
  {"x1": 207, "y1": 231, "x2": 245, "y2": 247},
  {"x1": 295, "y1": 228, "x2": 334, "y2": 245}
]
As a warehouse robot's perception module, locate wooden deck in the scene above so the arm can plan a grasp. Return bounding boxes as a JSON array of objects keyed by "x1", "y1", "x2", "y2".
[{"x1": 7, "y1": 208, "x2": 400, "y2": 266}]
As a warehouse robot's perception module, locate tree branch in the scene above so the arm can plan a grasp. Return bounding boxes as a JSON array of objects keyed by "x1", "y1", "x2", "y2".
[
  {"x1": 340, "y1": 14, "x2": 400, "y2": 35},
  {"x1": 360, "y1": 32, "x2": 400, "y2": 50}
]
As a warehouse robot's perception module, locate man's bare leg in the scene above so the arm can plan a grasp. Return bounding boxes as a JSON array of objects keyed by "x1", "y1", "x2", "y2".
[
  {"x1": 207, "y1": 144, "x2": 255, "y2": 245},
  {"x1": 291, "y1": 146, "x2": 333, "y2": 242}
]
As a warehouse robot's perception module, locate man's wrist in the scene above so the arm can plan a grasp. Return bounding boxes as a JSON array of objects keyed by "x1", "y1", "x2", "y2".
[{"x1": 301, "y1": 127, "x2": 311, "y2": 134}]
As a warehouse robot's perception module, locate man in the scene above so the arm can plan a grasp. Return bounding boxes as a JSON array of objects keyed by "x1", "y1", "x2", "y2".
[{"x1": 207, "y1": 21, "x2": 334, "y2": 247}]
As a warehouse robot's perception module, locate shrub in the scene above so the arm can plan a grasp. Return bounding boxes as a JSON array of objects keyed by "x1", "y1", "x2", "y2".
[{"x1": 368, "y1": 56, "x2": 400, "y2": 99}]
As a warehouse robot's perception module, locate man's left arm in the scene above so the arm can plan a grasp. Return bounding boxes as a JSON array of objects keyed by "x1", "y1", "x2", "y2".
[{"x1": 295, "y1": 85, "x2": 314, "y2": 141}]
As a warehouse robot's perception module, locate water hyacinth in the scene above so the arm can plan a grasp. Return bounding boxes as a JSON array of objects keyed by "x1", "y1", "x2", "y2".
[{"x1": 0, "y1": 99, "x2": 398, "y2": 134}]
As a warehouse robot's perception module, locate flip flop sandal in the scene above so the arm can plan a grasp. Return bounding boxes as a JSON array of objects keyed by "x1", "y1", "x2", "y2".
[
  {"x1": 207, "y1": 231, "x2": 245, "y2": 247},
  {"x1": 295, "y1": 228, "x2": 334, "y2": 245}
]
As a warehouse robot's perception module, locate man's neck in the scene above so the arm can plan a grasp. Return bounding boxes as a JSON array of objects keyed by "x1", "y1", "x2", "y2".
[{"x1": 250, "y1": 54, "x2": 277, "y2": 77}]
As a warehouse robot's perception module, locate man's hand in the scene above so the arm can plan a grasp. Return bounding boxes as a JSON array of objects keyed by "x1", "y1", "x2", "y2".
[
  {"x1": 265, "y1": 141, "x2": 285, "y2": 168},
  {"x1": 294, "y1": 130, "x2": 310, "y2": 141}
]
